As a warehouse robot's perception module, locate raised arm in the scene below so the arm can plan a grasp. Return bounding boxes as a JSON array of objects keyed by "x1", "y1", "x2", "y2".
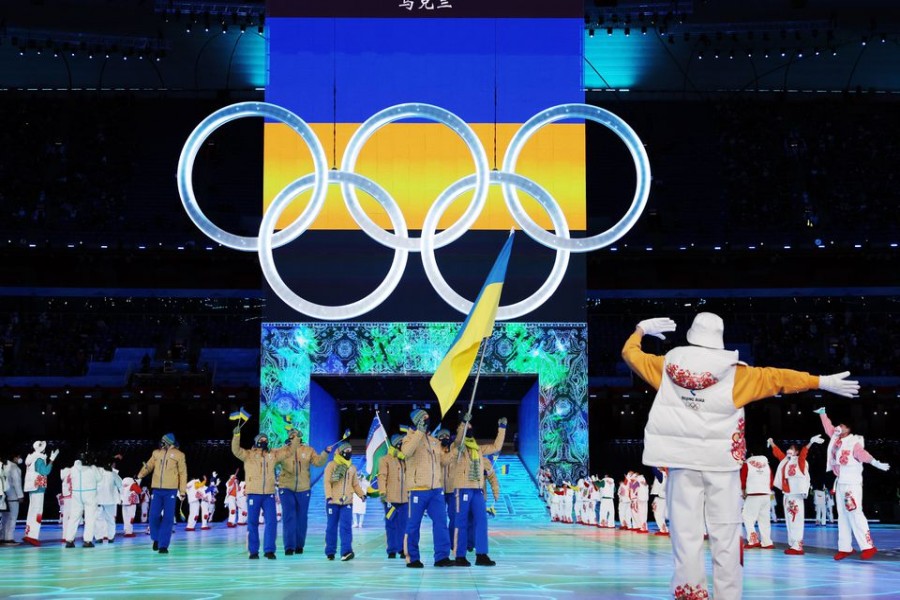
[
  {"x1": 310, "y1": 447, "x2": 329, "y2": 467},
  {"x1": 621, "y1": 328, "x2": 667, "y2": 390},
  {"x1": 401, "y1": 429, "x2": 425, "y2": 458},
  {"x1": 231, "y1": 432, "x2": 247, "y2": 461},
  {"x1": 479, "y1": 419, "x2": 507, "y2": 456}
]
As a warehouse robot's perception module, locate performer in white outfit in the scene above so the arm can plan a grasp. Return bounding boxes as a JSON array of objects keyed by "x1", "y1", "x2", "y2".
[
  {"x1": 633, "y1": 472, "x2": 650, "y2": 533},
  {"x1": 769, "y1": 435, "x2": 823, "y2": 555},
  {"x1": 64, "y1": 455, "x2": 102, "y2": 548},
  {"x1": 224, "y1": 474, "x2": 240, "y2": 527},
  {"x1": 587, "y1": 477, "x2": 602, "y2": 526},
  {"x1": 140, "y1": 485, "x2": 150, "y2": 524},
  {"x1": 352, "y1": 472, "x2": 368, "y2": 528},
  {"x1": 816, "y1": 407, "x2": 890, "y2": 560},
  {"x1": 813, "y1": 485, "x2": 828, "y2": 526},
  {"x1": 651, "y1": 467, "x2": 669, "y2": 535},
  {"x1": 597, "y1": 475, "x2": 616, "y2": 528},
  {"x1": 200, "y1": 473, "x2": 219, "y2": 530},
  {"x1": 236, "y1": 481, "x2": 249, "y2": 525},
  {"x1": 121, "y1": 477, "x2": 142, "y2": 537},
  {"x1": 769, "y1": 492, "x2": 778, "y2": 523},
  {"x1": 825, "y1": 484, "x2": 836, "y2": 523},
  {"x1": 95, "y1": 462, "x2": 123, "y2": 542},
  {"x1": 741, "y1": 454, "x2": 774, "y2": 549},
  {"x1": 623, "y1": 313, "x2": 859, "y2": 600},
  {"x1": 617, "y1": 477, "x2": 632, "y2": 530},
  {"x1": 184, "y1": 477, "x2": 205, "y2": 531},
  {"x1": 23, "y1": 441, "x2": 59, "y2": 546},
  {"x1": 58, "y1": 466, "x2": 74, "y2": 533}
]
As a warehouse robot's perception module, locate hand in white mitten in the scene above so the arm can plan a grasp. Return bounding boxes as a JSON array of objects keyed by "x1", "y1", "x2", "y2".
[
  {"x1": 637, "y1": 318, "x2": 677, "y2": 340},
  {"x1": 870, "y1": 460, "x2": 890, "y2": 472},
  {"x1": 766, "y1": 438, "x2": 773, "y2": 448},
  {"x1": 809, "y1": 434, "x2": 825, "y2": 445},
  {"x1": 49, "y1": 449, "x2": 60, "y2": 462},
  {"x1": 818, "y1": 372, "x2": 859, "y2": 398}
]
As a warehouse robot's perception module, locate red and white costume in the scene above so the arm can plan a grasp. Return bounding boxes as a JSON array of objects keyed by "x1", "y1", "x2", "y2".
[
  {"x1": 741, "y1": 455, "x2": 773, "y2": 548},
  {"x1": 140, "y1": 486, "x2": 150, "y2": 523},
  {"x1": 121, "y1": 477, "x2": 142, "y2": 537},
  {"x1": 632, "y1": 473, "x2": 649, "y2": 533},
  {"x1": 200, "y1": 474, "x2": 219, "y2": 530},
  {"x1": 771, "y1": 442, "x2": 811, "y2": 553},
  {"x1": 57, "y1": 467, "x2": 74, "y2": 534},
  {"x1": 185, "y1": 478, "x2": 205, "y2": 531},
  {"x1": 224, "y1": 475, "x2": 239, "y2": 527},
  {"x1": 820, "y1": 412, "x2": 887, "y2": 558},
  {"x1": 236, "y1": 481, "x2": 248, "y2": 525},
  {"x1": 617, "y1": 478, "x2": 632, "y2": 530}
]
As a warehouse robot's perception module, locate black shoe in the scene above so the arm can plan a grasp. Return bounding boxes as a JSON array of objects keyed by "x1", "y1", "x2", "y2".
[
  {"x1": 83, "y1": 542, "x2": 95, "y2": 548},
  {"x1": 475, "y1": 554, "x2": 496, "y2": 566},
  {"x1": 158, "y1": 547, "x2": 169, "y2": 554},
  {"x1": 264, "y1": 552, "x2": 277, "y2": 560},
  {"x1": 296, "y1": 547, "x2": 303, "y2": 554},
  {"x1": 387, "y1": 552, "x2": 397, "y2": 559},
  {"x1": 455, "y1": 557, "x2": 471, "y2": 567},
  {"x1": 65, "y1": 541, "x2": 75, "y2": 548},
  {"x1": 341, "y1": 552, "x2": 355, "y2": 561},
  {"x1": 285, "y1": 549, "x2": 295, "y2": 556},
  {"x1": 434, "y1": 558, "x2": 455, "y2": 567},
  {"x1": 249, "y1": 553, "x2": 259, "y2": 560},
  {"x1": 467, "y1": 546, "x2": 474, "y2": 552},
  {"x1": 152, "y1": 541, "x2": 159, "y2": 551},
  {"x1": 327, "y1": 554, "x2": 335, "y2": 560},
  {"x1": 108, "y1": 538, "x2": 115, "y2": 543},
  {"x1": 406, "y1": 560, "x2": 424, "y2": 568}
]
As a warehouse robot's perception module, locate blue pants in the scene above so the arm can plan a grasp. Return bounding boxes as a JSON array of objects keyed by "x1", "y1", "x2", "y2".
[
  {"x1": 325, "y1": 503, "x2": 353, "y2": 556},
  {"x1": 148, "y1": 489, "x2": 177, "y2": 549},
  {"x1": 247, "y1": 493, "x2": 277, "y2": 555},
  {"x1": 454, "y1": 488, "x2": 489, "y2": 557},
  {"x1": 279, "y1": 488, "x2": 311, "y2": 551},
  {"x1": 383, "y1": 501, "x2": 408, "y2": 555},
  {"x1": 445, "y1": 492, "x2": 456, "y2": 530},
  {"x1": 405, "y1": 489, "x2": 450, "y2": 563}
]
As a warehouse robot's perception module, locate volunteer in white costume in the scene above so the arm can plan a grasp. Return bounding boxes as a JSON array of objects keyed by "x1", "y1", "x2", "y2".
[
  {"x1": 597, "y1": 475, "x2": 616, "y2": 528},
  {"x1": 224, "y1": 474, "x2": 240, "y2": 527},
  {"x1": 184, "y1": 477, "x2": 205, "y2": 531},
  {"x1": 813, "y1": 485, "x2": 828, "y2": 526},
  {"x1": 617, "y1": 477, "x2": 632, "y2": 530},
  {"x1": 769, "y1": 435, "x2": 823, "y2": 555},
  {"x1": 23, "y1": 441, "x2": 59, "y2": 545},
  {"x1": 1, "y1": 453, "x2": 24, "y2": 544},
  {"x1": 121, "y1": 477, "x2": 142, "y2": 537},
  {"x1": 96, "y1": 461, "x2": 123, "y2": 542},
  {"x1": 623, "y1": 313, "x2": 859, "y2": 600},
  {"x1": 741, "y1": 454, "x2": 774, "y2": 549},
  {"x1": 64, "y1": 455, "x2": 102, "y2": 548},
  {"x1": 816, "y1": 407, "x2": 890, "y2": 560},
  {"x1": 651, "y1": 467, "x2": 669, "y2": 535}
]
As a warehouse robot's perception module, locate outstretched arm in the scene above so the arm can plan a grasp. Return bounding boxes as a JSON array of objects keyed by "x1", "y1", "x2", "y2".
[{"x1": 621, "y1": 329, "x2": 665, "y2": 390}]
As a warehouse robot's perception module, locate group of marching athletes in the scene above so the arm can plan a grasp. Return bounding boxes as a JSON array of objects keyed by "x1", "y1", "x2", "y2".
[{"x1": 10, "y1": 408, "x2": 508, "y2": 567}]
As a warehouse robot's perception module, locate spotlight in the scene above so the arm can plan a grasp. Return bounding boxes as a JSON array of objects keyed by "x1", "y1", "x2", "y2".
[
  {"x1": 861, "y1": 35, "x2": 867, "y2": 46},
  {"x1": 589, "y1": 28, "x2": 594, "y2": 37},
  {"x1": 713, "y1": 49, "x2": 719, "y2": 59},
  {"x1": 222, "y1": 22, "x2": 228, "y2": 34},
  {"x1": 881, "y1": 33, "x2": 886, "y2": 43},
  {"x1": 729, "y1": 49, "x2": 734, "y2": 59},
  {"x1": 186, "y1": 22, "x2": 191, "y2": 33},
  {"x1": 240, "y1": 23, "x2": 246, "y2": 34},
  {"x1": 641, "y1": 26, "x2": 647, "y2": 35},
  {"x1": 780, "y1": 48, "x2": 786, "y2": 57},
  {"x1": 607, "y1": 26, "x2": 612, "y2": 36},
  {"x1": 624, "y1": 27, "x2": 630, "y2": 36},
  {"x1": 698, "y1": 49, "x2": 704, "y2": 60}
]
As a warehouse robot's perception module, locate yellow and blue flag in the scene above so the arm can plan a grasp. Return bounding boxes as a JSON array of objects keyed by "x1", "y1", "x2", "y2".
[
  {"x1": 230, "y1": 406, "x2": 252, "y2": 422},
  {"x1": 430, "y1": 230, "x2": 514, "y2": 418}
]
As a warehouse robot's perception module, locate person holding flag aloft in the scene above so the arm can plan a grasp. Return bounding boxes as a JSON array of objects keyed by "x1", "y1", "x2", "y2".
[
  {"x1": 401, "y1": 408, "x2": 455, "y2": 568},
  {"x1": 275, "y1": 427, "x2": 328, "y2": 556},
  {"x1": 323, "y1": 441, "x2": 367, "y2": 561},
  {"x1": 379, "y1": 433, "x2": 408, "y2": 559},
  {"x1": 137, "y1": 433, "x2": 187, "y2": 554},
  {"x1": 450, "y1": 414, "x2": 506, "y2": 566},
  {"x1": 231, "y1": 414, "x2": 280, "y2": 560}
]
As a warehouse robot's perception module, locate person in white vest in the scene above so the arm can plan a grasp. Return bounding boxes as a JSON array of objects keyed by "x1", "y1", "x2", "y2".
[
  {"x1": 64, "y1": 453, "x2": 102, "y2": 548},
  {"x1": 184, "y1": 476, "x2": 206, "y2": 531},
  {"x1": 121, "y1": 477, "x2": 142, "y2": 537},
  {"x1": 813, "y1": 485, "x2": 828, "y2": 526},
  {"x1": 741, "y1": 453, "x2": 774, "y2": 549},
  {"x1": 623, "y1": 313, "x2": 859, "y2": 600},
  {"x1": 597, "y1": 474, "x2": 616, "y2": 528},
  {"x1": 651, "y1": 467, "x2": 669, "y2": 535},
  {"x1": 617, "y1": 476, "x2": 632, "y2": 530},
  {"x1": 23, "y1": 440, "x2": 59, "y2": 546},
  {"x1": 1, "y1": 452, "x2": 24, "y2": 544},
  {"x1": 815, "y1": 407, "x2": 890, "y2": 560},
  {"x1": 96, "y1": 458, "x2": 123, "y2": 542},
  {"x1": 769, "y1": 435, "x2": 823, "y2": 554}
]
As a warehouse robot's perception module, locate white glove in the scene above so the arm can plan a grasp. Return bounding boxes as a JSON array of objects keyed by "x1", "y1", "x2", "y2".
[
  {"x1": 49, "y1": 449, "x2": 60, "y2": 462},
  {"x1": 812, "y1": 407, "x2": 827, "y2": 415},
  {"x1": 637, "y1": 317, "x2": 677, "y2": 340},
  {"x1": 809, "y1": 434, "x2": 825, "y2": 445},
  {"x1": 766, "y1": 438, "x2": 773, "y2": 448},
  {"x1": 818, "y1": 372, "x2": 859, "y2": 398},
  {"x1": 870, "y1": 460, "x2": 890, "y2": 472}
]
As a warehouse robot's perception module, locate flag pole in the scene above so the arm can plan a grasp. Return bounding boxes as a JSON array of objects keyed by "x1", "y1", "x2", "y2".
[{"x1": 457, "y1": 336, "x2": 489, "y2": 460}]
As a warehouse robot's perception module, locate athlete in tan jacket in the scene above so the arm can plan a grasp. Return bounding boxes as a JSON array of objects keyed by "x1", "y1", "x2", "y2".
[
  {"x1": 232, "y1": 427, "x2": 279, "y2": 559},
  {"x1": 275, "y1": 429, "x2": 328, "y2": 555},
  {"x1": 137, "y1": 433, "x2": 187, "y2": 554},
  {"x1": 378, "y1": 433, "x2": 408, "y2": 559},
  {"x1": 323, "y1": 442, "x2": 367, "y2": 561},
  {"x1": 450, "y1": 416, "x2": 506, "y2": 566}
]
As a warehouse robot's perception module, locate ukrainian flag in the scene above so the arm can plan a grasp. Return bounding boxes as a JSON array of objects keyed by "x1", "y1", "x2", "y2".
[{"x1": 430, "y1": 230, "x2": 514, "y2": 418}]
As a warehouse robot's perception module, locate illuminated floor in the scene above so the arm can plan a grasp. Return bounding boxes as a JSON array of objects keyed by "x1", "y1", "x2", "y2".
[{"x1": 1, "y1": 519, "x2": 899, "y2": 599}]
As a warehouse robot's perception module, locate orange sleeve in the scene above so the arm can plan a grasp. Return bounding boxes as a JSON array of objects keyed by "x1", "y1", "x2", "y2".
[
  {"x1": 732, "y1": 365, "x2": 819, "y2": 408},
  {"x1": 621, "y1": 330, "x2": 665, "y2": 390},
  {"x1": 771, "y1": 442, "x2": 785, "y2": 461}
]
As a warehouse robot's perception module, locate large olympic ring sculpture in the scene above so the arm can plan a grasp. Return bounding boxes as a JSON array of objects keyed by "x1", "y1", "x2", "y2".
[{"x1": 177, "y1": 102, "x2": 651, "y2": 320}]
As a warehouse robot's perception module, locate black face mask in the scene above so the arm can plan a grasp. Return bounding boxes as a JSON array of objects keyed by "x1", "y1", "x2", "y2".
[
  {"x1": 257, "y1": 441, "x2": 269, "y2": 451},
  {"x1": 440, "y1": 438, "x2": 451, "y2": 448},
  {"x1": 340, "y1": 450, "x2": 352, "y2": 460}
]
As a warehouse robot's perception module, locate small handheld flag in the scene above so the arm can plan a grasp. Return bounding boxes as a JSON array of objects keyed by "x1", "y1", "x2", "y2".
[{"x1": 326, "y1": 428, "x2": 352, "y2": 449}]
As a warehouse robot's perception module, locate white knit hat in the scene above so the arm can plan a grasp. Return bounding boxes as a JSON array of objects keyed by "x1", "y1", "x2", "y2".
[
  {"x1": 33, "y1": 440, "x2": 46, "y2": 453},
  {"x1": 686, "y1": 312, "x2": 725, "y2": 349}
]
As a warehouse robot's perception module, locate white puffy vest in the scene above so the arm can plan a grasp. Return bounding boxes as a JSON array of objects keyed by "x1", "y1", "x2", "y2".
[
  {"x1": 651, "y1": 472, "x2": 667, "y2": 497},
  {"x1": 636, "y1": 476, "x2": 649, "y2": 501},
  {"x1": 643, "y1": 346, "x2": 744, "y2": 471},
  {"x1": 774, "y1": 454, "x2": 810, "y2": 496},
  {"x1": 827, "y1": 433, "x2": 865, "y2": 485},
  {"x1": 744, "y1": 456, "x2": 772, "y2": 494},
  {"x1": 600, "y1": 477, "x2": 615, "y2": 499}
]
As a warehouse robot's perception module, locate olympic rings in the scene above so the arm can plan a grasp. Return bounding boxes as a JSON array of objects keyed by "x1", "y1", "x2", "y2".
[
  {"x1": 502, "y1": 104, "x2": 651, "y2": 253},
  {"x1": 177, "y1": 101, "x2": 651, "y2": 319},
  {"x1": 258, "y1": 170, "x2": 409, "y2": 321},
  {"x1": 177, "y1": 102, "x2": 329, "y2": 251}
]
